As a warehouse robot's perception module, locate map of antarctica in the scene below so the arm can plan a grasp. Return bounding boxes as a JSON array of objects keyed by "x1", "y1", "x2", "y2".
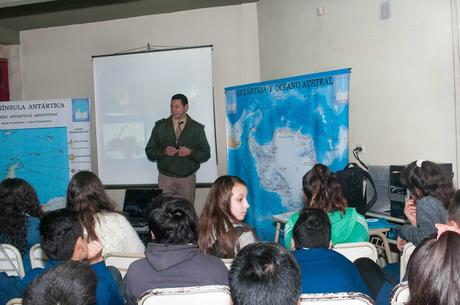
[
  {"x1": 226, "y1": 70, "x2": 350, "y2": 239},
  {"x1": 0, "y1": 127, "x2": 69, "y2": 209}
]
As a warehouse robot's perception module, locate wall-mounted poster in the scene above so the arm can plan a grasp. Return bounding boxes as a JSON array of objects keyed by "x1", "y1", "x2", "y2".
[
  {"x1": 0, "y1": 98, "x2": 91, "y2": 210},
  {"x1": 225, "y1": 69, "x2": 350, "y2": 240}
]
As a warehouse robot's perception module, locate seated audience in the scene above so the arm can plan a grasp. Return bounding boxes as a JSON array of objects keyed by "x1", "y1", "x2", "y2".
[
  {"x1": 292, "y1": 208, "x2": 370, "y2": 295},
  {"x1": 198, "y1": 175, "x2": 256, "y2": 258},
  {"x1": 356, "y1": 188, "x2": 460, "y2": 305},
  {"x1": 229, "y1": 242, "x2": 301, "y2": 305},
  {"x1": 0, "y1": 178, "x2": 43, "y2": 272},
  {"x1": 124, "y1": 194, "x2": 228, "y2": 303},
  {"x1": 398, "y1": 160, "x2": 455, "y2": 248},
  {"x1": 22, "y1": 209, "x2": 124, "y2": 305},
  {"x1": 23, "y1": 261, "x2": 97, "y2": 305},
  {"x1": 67, "y1": 170, "x2": 145, "y2": 256},
  {"x1": 406, "y1": 230, "x2": 460, "y2": 305},
  {"x1": 285, "y1": 164, "x2": 368, "y2": 250}
]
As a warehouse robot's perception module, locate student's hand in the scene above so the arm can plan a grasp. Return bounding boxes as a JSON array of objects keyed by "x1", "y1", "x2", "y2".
[
  {"x1": 177, "y1": 146, "x2": 192, "y2": 157},
  {"x1": 397, "y1": 236, "x2": 407, "y2": 251},
  {"x1": 404, "y1": 199, "x2": 417, "y2": 226},
  {"x1": 87, "y1": 240, "x2": 103, "y2": 264},
  {"x1": 164, "y1": 146, "x2": 178, "y2": 156}
]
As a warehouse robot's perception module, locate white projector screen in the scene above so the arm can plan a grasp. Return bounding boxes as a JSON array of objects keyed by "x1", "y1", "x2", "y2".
[{"x1": 92, "y1": 46, "x2": 217, "y2": 186}]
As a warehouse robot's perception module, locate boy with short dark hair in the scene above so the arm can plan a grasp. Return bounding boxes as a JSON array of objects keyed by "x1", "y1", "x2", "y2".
[
  {"x1": 22, "y1": 209, "x2": 124, "y2": 305},
  {"x1": 125, "y1": 194, "x2": 228, "y2": 303},
  {"x1": 24, "y1": 261, "x2": 97, "y2": 305},
  {"x1": 229, "y1": 242, "x2": 301, "y2": 305},
  {"x1": 292, "y1": 208, "x2": 369, "y2": 295}
]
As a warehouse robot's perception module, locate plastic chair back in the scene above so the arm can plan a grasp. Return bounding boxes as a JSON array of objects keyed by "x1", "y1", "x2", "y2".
[
  {"x1": 300, "y1": 292, "x2": 375, "y2": 305},
  {"x1": 400, "y1": 243, "x2": 415, "y2": 281},
  {"x1": 29, "y1": 243, "x2": 48, "y2": 269},
  {"x1": 138, "y1": 285, "x2": 231, "y2": 305},
  {"x1": 333, "y1": 242, "x2": 378, "y2": 263},
  {"x1": 0, "y1": 244, "x2": 25, "y2": 278},
  {"x1": 104, "y1": 252, "x2": 144, "y2": 278}
]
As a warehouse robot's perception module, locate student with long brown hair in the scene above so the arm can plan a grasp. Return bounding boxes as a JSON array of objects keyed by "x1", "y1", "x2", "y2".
[
  {"x1": 198, "y1": 175, "x2": 256, "y2": 258},
  {"x1": 284, "y1": 163, "x2": 368, "y2": 250},
  {"x1": 0, "y1": 178, "x2": 43, "y2": 272},
  {"x1": 66, "y1": 171, "x2": 144, "y2": 256},
  {"x1": 406, "y1": 231, "x2": 460, "y2": 305}
]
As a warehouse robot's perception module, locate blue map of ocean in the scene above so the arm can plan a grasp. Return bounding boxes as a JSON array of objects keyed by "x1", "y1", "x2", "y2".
[
  {"x1": 0, "y1": 127, "x2": 69, "y2": 207},
  {"x1": 226, "y1": 69, "x2": 350, "y2": 241}
]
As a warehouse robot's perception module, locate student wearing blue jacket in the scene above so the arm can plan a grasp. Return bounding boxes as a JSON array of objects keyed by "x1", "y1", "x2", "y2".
[
  {"x1": 292, "y1": 208, "x2": 370, "y2": 296},
  {"x1": 22, "y1": 209, "x2": 124, "y2": 305}
]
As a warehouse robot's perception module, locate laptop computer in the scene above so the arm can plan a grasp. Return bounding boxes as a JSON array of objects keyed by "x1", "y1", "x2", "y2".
[{"x1": 123, "y1": 188, "x2": 162, "y2": 228}]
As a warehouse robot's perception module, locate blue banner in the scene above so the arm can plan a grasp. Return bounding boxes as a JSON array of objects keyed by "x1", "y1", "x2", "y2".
[{"x1": 225, "y1": 69, "x2": 350, "y2": 241}]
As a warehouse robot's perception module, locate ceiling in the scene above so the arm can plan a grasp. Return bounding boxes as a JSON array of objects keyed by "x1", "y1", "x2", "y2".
[{"x1": 0, "y1": 0, "x2": 257, "y2": 44}]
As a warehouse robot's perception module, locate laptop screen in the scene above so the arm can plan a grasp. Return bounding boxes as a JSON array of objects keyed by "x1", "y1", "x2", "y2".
[{"x1": 123, "y1": 189, "x2": 162, "y2": 221}]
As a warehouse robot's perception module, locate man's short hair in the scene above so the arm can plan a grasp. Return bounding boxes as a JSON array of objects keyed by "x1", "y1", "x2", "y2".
[
  {"x1": 229, "y1": 242, "x2": 301, "y2": 305},
  {"x1": 148, "y1": 194, "x2": 198, "y2": 244},
  {"x1": 293, "y1": 208, "x2": 331, "y2": 249},
  {"x1": 24, "y1": 261, "x2": 97, "y2": 305},
  {"x1": 39, "y1": 209, "x2": 83, "y2": 260},
  {"x1": 171, "y1": 93, "x2": 188, "y2": 106}
]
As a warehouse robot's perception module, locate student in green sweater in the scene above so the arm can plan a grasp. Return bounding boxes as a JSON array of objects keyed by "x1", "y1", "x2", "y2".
[{"x1": 284, "y1": 164, "x2": 369, "y2": 250}]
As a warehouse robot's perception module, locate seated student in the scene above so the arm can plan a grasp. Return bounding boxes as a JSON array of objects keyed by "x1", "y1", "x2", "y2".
[
  {"x1": 0, "y1": 178, "x2": 43, "y2": 272},
  {"x1": 124, "y1": 194, "x2": 228, "y2": 303},
  {"x1": 66, "y1": 171, "x2": 145, "y2": 256},
  {"x1": 406, "y1": 230, "x2": 460, "y2": 305},
  {"x1": 198, "y1": 175, "x2": 257, "y2": 258},
  {"x1": 24, "y1": 261, "x2": 97, "y2": 305},
  {"x1": 398, "y1": 160, "x2": 455, "y2": 248},
  {"x1": 229, "y1": 242, "x2": 301, "y2": 305},
  {"x1": 292, "y1": 208, "x2": 370, "y2": 295},
  {"x1": 284, "y1": 164, "x2": 368, "y2": 250},
  {"x1": 22, "y1": 209, "x2": 124, "y2": 305}
]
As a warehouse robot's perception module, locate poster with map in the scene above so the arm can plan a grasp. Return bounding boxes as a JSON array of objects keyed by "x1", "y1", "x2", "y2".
[
  {"x1": 225, "y1": 69, "x2": 350, "y2": 240},
  {"x1": 0, "y1": 98, "x2": 91, "y2": 210}
]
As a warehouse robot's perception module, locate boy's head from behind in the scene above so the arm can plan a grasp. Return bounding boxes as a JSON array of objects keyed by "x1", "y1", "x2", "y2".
[
  {"x1": 40, "y1": 209, "x2": 87, "y2": 261},
  {"x1": 293, "y1": 208, "x2": 331, "y2": 249}
]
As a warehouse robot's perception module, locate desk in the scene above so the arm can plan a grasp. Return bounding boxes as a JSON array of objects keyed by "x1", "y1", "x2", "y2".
[
  {"x1": 365, "y1": 211, "x2": 409, "y2": 225},
  {"x1": 272, "y1": 212, "x2": 395, "y2": 263}
]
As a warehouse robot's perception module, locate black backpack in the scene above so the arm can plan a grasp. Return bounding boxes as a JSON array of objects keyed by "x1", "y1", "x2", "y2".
[{"x1": 335, "y1": 162, "x2": 377, "y2": 215}]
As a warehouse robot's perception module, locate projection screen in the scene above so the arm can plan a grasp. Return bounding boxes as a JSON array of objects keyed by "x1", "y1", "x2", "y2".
[{"x1": 92, "y1": 46, "x2": 217, "y2": 186}]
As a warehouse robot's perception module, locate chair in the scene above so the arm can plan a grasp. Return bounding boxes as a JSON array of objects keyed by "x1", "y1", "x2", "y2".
[
  {"x1": 333, "y1": 242, "x2": 378, "y2": 263},
  {"x1": 6, "y1": 298, "x2": 22, "y2": 305},
  {"x1": 390, "y1": 281, "x2": 409, "y2": 305},
  {"x1": 29, "y1": 243, "x2": 48, "y2": 269},
  {"x1": 138, "y1": 285, "x2": 231, "y2": 305},
  {"x1": 221, "y1": 258, "x2": 233, "y2": 270},
  {"x1": 400, "y1": 243, "x2": 415, "y2": 281},
  {"x1": 0, "y1": 244, "x2": 25, "y2": 278},
  {"x1": 103, "y1": 252, "x2": 144, "y2": 278},
  {"x1": 300, "y1": 292, "x2": 375, "y2": 305}
]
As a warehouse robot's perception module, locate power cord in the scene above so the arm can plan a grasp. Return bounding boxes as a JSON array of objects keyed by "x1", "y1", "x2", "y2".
[{"x1": 352, "y1": 147, "x2": 368, "y2": 170}]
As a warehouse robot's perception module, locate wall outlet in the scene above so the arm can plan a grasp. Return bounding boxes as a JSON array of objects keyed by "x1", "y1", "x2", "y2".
[{"x1": 355, "y1": 144, "x2": 365, "y2": 154}]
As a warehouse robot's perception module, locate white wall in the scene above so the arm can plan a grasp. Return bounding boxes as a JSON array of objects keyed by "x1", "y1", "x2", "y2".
[
  {"x1": 257, "y1": 0, "x2": 458, "y2": 183},
  {"x1": 19, "y1": 4, "x2": 261, "y2": 210}
]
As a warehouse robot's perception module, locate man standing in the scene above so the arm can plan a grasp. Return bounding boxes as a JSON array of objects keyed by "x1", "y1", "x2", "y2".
[{"x1": 145, "y1": 93, "x2": 210, "y2": 204}]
